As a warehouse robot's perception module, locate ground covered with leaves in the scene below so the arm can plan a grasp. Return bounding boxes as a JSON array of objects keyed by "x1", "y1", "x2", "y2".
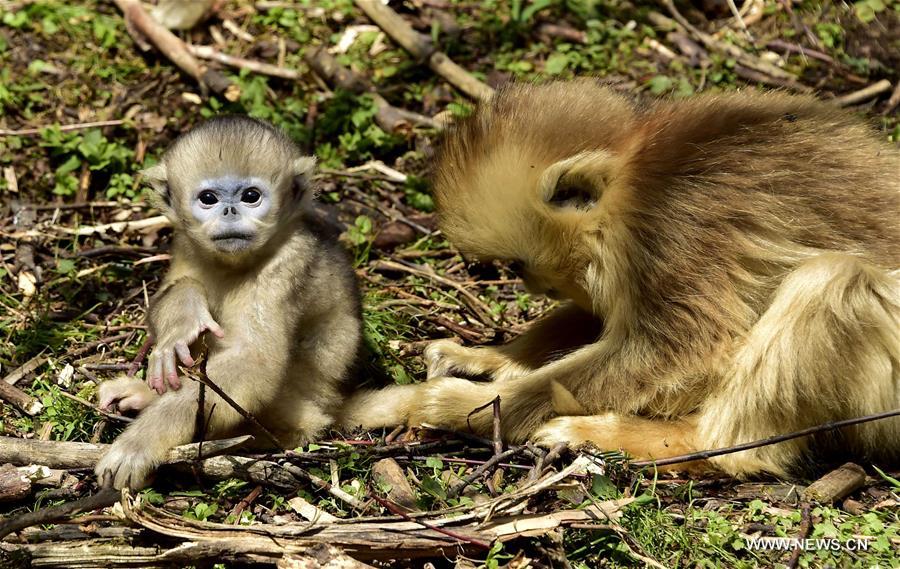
[{"x1": 1, "y1": 1, "x2": 899, "y2": 567}]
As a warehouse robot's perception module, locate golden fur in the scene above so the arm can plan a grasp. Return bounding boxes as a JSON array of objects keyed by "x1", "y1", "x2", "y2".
[{"x1": 352, "y1": 81, "x2": 900, "y2": 477}]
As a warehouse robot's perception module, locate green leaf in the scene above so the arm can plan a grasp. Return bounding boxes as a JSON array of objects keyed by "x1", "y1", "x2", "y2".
[
  {"x1": 590, "y1": 474, "x2": 618, "y2": 499},
  {"x1": 646, "y1": 75, "x2": 673, "y2": 95},
  {"x1": 545, "y1": 53, "x2": 569, "y2": 75},
  {"x1": 520, "y1": 0, "x2": 554, "y2": 23},
  {"x1": 872, "y1": 464, "x2": 900, "y2": 488},
  {"x1": 55, "y1": 155, "x2": 81, "y2": 176},
  {"x1": 419, "y1": 474, "x2": 446, "y2": 500},
  {"x1": 56, "y1": 259, "x2": 76, "y2": 274},
  {"x1": 27, "y1": 59, "x2": 52, "y2": 74}
]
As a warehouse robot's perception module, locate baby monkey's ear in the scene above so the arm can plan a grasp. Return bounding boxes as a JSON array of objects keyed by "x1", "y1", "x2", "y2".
[
  {"x1": 140, "y1": 162, "x2": 177, "y2": 221},
  {"x1": 292, "y1": 156, "x2": 317, "y2": 202},
  {"x1": 539, "y1": 150, "x2": 619, "y2": 212}
]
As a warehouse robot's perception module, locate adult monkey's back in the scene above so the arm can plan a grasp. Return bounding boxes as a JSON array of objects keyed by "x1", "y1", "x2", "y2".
[{"x1": 349, "y1": 80, "x2": 900, "y2": 477}]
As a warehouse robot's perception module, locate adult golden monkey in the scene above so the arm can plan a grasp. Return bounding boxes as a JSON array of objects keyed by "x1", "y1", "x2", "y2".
[{"x1": 351, "y1": 81, "x2": 900, "y2": 477}]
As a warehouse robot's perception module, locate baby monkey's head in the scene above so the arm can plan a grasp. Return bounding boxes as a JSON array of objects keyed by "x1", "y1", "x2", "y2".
[
  {"x1": 143, "y1": 115, "x2": 315, "y2": 261},
  {"x1": 433, "y1": 81, "x2": 637, "y2": 313}
]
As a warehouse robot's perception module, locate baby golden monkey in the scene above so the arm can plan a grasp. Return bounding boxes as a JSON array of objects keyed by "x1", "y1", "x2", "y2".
[
  {"x1": 401, "y1": 81, "x2": 900, "y2": 477},
  {"x1": 96, "y1": 116, "x2": 364, "y2": 489}
]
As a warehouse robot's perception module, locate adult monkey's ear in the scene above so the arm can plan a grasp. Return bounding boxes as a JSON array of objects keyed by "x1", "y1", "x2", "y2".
[
  {"x1": 538, "y1": 150, "x2": 621, "y2": 212},
  {"x1": 292, "y1": 156, "x2": 317, "y2": 205},
  {"x1": 140, "y1": 162, "x2": 177, "y2": 222}
]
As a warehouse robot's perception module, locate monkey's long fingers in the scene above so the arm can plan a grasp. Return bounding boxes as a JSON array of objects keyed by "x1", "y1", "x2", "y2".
[
  {"x1": 203, "y1": 318, "x2": 225, "y2": 339},
  {"x1": 148, "y1": 352, "x2": 167, "y2": 395},
  {"x1": 175, "y1": 341, "x2": 194, "y2": 367},
  {"x1": 161, "y1": 350, "x2": 182, "y2": 391}
]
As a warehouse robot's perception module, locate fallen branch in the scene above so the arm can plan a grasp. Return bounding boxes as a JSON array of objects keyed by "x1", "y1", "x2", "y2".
[
  {"x1": 883, "y1": 80, "x2": 900, "y2": 115},
  {"x1": 304, "y1": 46, "x2": 440, "y2": 132},
  {"x1": 631, "y1": 408, "x2": 900, "y2": 468},
  {"x1": 0, "y1": 488, "x2": 121, "y2": 540},
  {"x1": 59, "y1": 214, "x2": 170, "y2": 237},
  {"x1": 0, "y1": 119, "x2": 126, "y2": 137},
  {"x1": 834, "y1": 79, "x2": 892, "y2": 107},
  {"x1": 657, "y1": 1, "x2": 809, "y2": 92},
  {"x1": 0, "y1": 434, "x2": 254, "y2": 470},
  {"x1": 111, "y1": 0, "x2": 240, "y2": 100},
  {"x1": 189, "y1": 44, "x2": 302, "y2": 80},
  {"x1": 367, "y1": 491, "x2": 492, "y2": 550},
  {"x1": 355, "y1": 0, "x2": 493, "y2": 101},
  {"x1": 0, "y1": 380, "x2": 42, "y2": 415},
  {"x1": 802, "y1": 462, "x2": 866, "y2": 503}
]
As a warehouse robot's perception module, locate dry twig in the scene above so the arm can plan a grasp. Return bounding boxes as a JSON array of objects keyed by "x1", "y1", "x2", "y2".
[
  {"x1": 834, "y1": 79, "x2": 892, "y2": 107},
  {"x1": 305, "y1": 47, "x2": 440, "y2": 132},
  {"x1": 112, "y1": 0, "x2": 239, "y2": 100},
  {"x1": 355, "y1": 0, "x2": 493, "y2": 101}
]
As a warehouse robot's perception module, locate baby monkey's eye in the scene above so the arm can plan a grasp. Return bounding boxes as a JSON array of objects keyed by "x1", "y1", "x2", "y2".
[
  {"x1": 241, "y1": 188, "x2": 261, "y2": 204},
  {"x1": 198, "y1": 191, "x2": 218, "y2": 206}
]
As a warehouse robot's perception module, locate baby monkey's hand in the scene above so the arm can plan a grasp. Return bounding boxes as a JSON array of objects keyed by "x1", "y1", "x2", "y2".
[{"x1": 148, "y1": 304, "x2": 223, "y2": 394}]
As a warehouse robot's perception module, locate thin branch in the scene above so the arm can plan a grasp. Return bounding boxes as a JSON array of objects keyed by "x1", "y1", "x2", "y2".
[
  {"x1": 786, "y1": 502, "x2": 812, "y2": 569},
  {"x1": 492, "y1": 396, "x2": 502, "y2": 458},
  {"x1": 354, "y1": 0, "x2": 493, "y2": 100},
  {"x1": 834, "y1": 79, "x2": 892, "y2": 107},
  {"x1": 368, "y1": 490, "x2": 492, "y2": 549},
  {"x1": 112, "y1": 0, "x2": 239, "y2": 99},
  {"x1": 0, "y1": 119, "x2": 126, "y2": 137},
  {"x1": 448, "y1": 446, "x2": 525, "y2": 498},
  {"x1": 188, "y1": 44, "x2": 302, "y2": 80},
  {"x1": 193, "y1": 363, "x2": 285, "y2": 449},
  {"x1": 632, "y1": 408, "x2": 900, "y2": 468},
  {"x1": 127, "y1": 336, "x2": 153, "y2": 377},
  {"x1": 280, "y1": 462, "x2": 367, "y2": 510},
  {"x1": 0, "y1": 488, "x2": 121, "y2": 539}
]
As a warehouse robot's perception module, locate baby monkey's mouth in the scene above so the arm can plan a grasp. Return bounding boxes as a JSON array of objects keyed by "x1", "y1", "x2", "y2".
[{"x1": 211, "y1": 232, "x2": 255, "y2": 252}]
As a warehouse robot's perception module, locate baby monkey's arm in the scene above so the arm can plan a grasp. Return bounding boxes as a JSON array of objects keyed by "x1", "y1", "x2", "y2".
[{"x1": 147, "y1": 275, "x2": 223, "y2": 394}]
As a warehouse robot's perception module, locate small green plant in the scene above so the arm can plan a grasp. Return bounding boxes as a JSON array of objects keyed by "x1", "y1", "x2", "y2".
[
  {"x1": 38, "y1": 126, "x2": 135, "y2": 197},
  {"x1": 853, "y1": 0, "x2": 888, "y2": 23},
  {"x1": 511, "y1": 0, "x2": 555, "y2": 25},
  {"x1": 184, "y1": 501, "x2": 218, "y2": 521}
]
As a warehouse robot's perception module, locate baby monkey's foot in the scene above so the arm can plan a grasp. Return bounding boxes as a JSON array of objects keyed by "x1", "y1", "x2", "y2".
[
  {"x1": 424, "y1": 340, "x2": 525, "y2": 382},
  {"x1": 95, "y1": 437, "x2": 160, "y2": 490},
  {"x1": 98, "y1": 376, "x2": 158, "y2": 414}
]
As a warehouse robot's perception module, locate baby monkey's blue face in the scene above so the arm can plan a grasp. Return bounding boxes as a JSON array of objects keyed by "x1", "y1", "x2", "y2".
[{"x1": 190, "y1": 175, "x2": 273, "y2": 253}]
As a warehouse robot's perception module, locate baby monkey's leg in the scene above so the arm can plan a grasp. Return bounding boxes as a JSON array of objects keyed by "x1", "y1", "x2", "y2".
[
  {"x1": 697, "y1": 253, "x2": 900, "y2": 477},
  {"x1": 95, "y1": 347, "x2": 282, "y2": 489},
  {"x1": 426, "y1": 303, "x2": 601, "y2": 381}
]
